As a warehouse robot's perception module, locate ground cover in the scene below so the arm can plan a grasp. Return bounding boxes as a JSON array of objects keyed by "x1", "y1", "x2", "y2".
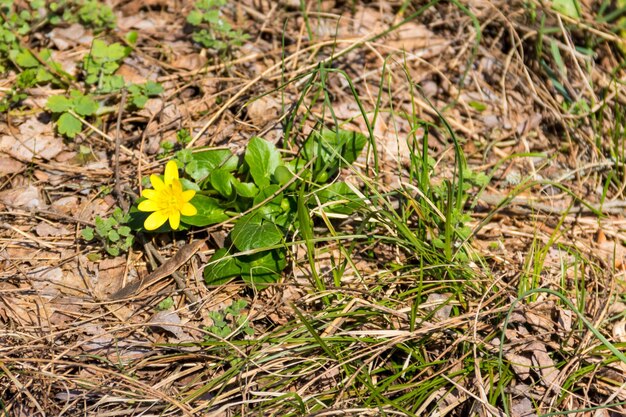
[{"x1": 1, "y1": 1, "x2": 626, "y2": 416}]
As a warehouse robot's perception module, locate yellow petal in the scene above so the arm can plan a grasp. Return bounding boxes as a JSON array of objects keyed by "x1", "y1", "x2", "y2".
[
  {"x1": 164, "y1": 160, "x2": 179, "y2": 185},
  {"x1": 141, "y1": 189, "x2": 158, "y2": 200},
  {"x1": 168, "y1": 210, "x2": 180, "y2": 230},
  {"x1": 180, "y1": 202, "x2": 197, "y2": 216},
  {"x1": 181, "y1": 189, "x2": 196, "y2": 202},
  {"x1": 171, "y1": 178, "x2": 183, "y2": 194},
  {"x1": 150, "y1": 174, "x2": 165, "y2": 191},
  {"x1": 138, "y1": 199, "x2": 159, "y2": 212},
  {"x1": 144, "y1": 210, "x2": 168, "y2": 230}
]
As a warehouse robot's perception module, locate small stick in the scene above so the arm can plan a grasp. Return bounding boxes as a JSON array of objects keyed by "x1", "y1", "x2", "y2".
[
  {"x1": 114, "y1": 89, "x2": 128, "y2": 211},
  {"x1": 110, "y1": 240, "x2": 202, "y2": 303},
  {"x1": 145, "y1": 242, "x2": 199, "y2": 304}
]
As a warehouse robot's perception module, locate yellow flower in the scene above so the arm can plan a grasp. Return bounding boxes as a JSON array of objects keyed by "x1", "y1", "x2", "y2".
[{"x1": 138, "y1": 160, "x2": 197, "y2": 230}]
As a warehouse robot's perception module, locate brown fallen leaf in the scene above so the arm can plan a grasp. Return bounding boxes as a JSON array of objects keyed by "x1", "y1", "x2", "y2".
[
  {"x1": 170, "y1": 53, "x2": 208, "y2": 71},
  {"x1": 35, "y1": 222, "x2": 71, "y2": 237},
  {"x1": 0, "y1": 185, "x2": 44, "y2": 208},
  {"x1": 511, "y1": 396, "x2": 537, "y2": 417},
  {"x1": 149, "y1": 310, "x2": 193, "y2": 341},
  {"x1": 528, "y1": 341, "x2": 559, "y2": 389},
  {"x1": 110, "y1": 240, "x2": 204, "y2": 300},
  {"x1": 0, "y1": 154, "x2": 25, "y2": 176},
  {"x1": 0, "y1": 117, "x2": 64, "y2": 161},
  {"x1": 47, "y1": 23, "x2": 93, "y2": 50}
]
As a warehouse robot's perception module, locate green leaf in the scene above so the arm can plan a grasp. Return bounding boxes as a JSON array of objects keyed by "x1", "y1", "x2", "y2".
[
  {"x1": 204, "y1": 248, "x2": 241, "y2": 285},
  {"x1": 118, "y1": 226, "x2": 131, "y2": 236},
  {"x1": 228, "y1": 299, "x2": 247, "y2": 314},
  {"x1": 90, "y1": 39, "x2": 108, "y2": 59},
  {"x1": 181, "y1": 195, "x2": 229, "y2": 227},
  {"x1": 144, "y1": 81, "x2": 163, "y2": 96},
  {"x1": 208, "y1": 310, "x2": 227, "y2": 327},
  {"x1": 186, "y1": 149, "x2": 238, "y2": 181},
  {"x1": 179, "y1": 178, "x2": 200, "y2": 191},
  {"x1": 123, "y1": 235, "x2": 134, "y2": 249},
  {"x1": 176, "y1": 149, "x2": 193, "y2": 165},
  {"x1": 73, "y1": 95, "x2": 99, "y2": 116},
  {"x1": 100, "y1": 75, "x2": 125, "y2": 92},
  {"x1": 157, "y1": 297, "x2": 174, "y2": 310},
  {"x1": 126, "y1": 31, "x2": 138, "y2": 45},
  {"x1": 238, "y1": 249, "x2": 286, "y2": 289},
  {"x1": 274, "y1": 165, "x2": 295, "y2": 186},
  {"x1": 46, "y1": 95, "x2": 71, "y2": 113},
  {"x1": 130, "y1": 93, "x2": 148, "y2": 109},
  {"x1": 232, "y1": 178, "x2": 258, "y2": 198},
  {"x1": 81, "y1": 227, "x2": 94, "y2": 241},
  {"x1": 108, "y1": 229, "x2": 120, "y2": 242},
  {"x1": 35, "y1": 67, "x2": 53, "y2": 83},
  {"x1": 552, "y1": 0, "x2": 580, "y2": 18},
  {"x1": 253, "y1": 185, "x2": 283, "y2": 221},
  {"x1": 112, "y1": 207, "x2": 126, "y2": 223},
  {"x1": 14, "y1": 49, "x2": 39, "y2": 68},
  {"x1": 300, "y1": 128, "x2": 367, "y2": 179},
  {"x1": 210, "y1": 169, "x2": 234, "y2": 197},
  {"x1": 106, "y1": 43, "x2": 129, "y2": 61},
  {"x1": 187, "y1": 10, "x2": 203, "y2": 25},
  {"x1": 231, "y1": 217, "x2": 282, "y2": 251},
  {"x1": 57, "y1": 112, "x2": 82, "y2": 138},
  {"x1": 106, "y1": 246, "x2": 120, "y2": 256},
  {"x1": 468, "y1": 101, "x2": 487, "y2": 112},
  {"x1": 245, "y1": 137, "x2": 282, "y2": 188},
  {"x1": 315, "y1": 182, "x2": 362, "y2": 215}
]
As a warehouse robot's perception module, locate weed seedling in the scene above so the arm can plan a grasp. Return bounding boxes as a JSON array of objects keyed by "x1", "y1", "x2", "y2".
[
  {"x1": 77, "y1": 0, "x2": 116, "y2": 32},
  {"x1": 204, "y1": 300, "x2": 254, "y2": 340},
  {"x1": 82, "y1": 207, "x2": 134, "y2": 257},
  {"x1": 46, "y1": 90, "x2": 99, "y2": 138},
  {"x1": 83, "y1": 39, "x2": 130, "y2": 93},
  {"x1": 186, "y1": 0, "x2": 249, "y2": 55}
]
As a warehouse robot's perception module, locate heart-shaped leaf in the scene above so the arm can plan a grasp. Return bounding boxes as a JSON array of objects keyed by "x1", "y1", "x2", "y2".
[{"x1": 231, "y1": 216, "x2": 282, "y2": 251}]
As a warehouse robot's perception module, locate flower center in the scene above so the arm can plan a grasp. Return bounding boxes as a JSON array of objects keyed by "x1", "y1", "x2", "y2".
[{"x1": 163, "y1": 190, "x2": 180, "y2": 208}]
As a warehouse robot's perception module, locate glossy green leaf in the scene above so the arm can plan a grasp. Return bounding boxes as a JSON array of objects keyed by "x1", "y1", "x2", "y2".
[
  {"x1": 552, "y1": 0, "x2": 580, "y2": 18},
  {"x1": 186, "y1": 149, "x2": 238, "y2": 181},
  {"x1": 315, "y1": 182, "x2": 362, "y2": 214},
  {"x1": 253, "y1": 185, "x2": 283, "y2": 221},
  {"x1": 232, "y1": 178, "x2": 258, "y2": 198},
  {"x1": 181, "y1": 194, "x2": 229, "y2": 226},
  {"x1": 210, "y1": 169, "x2": 234, "y2": 197},
  {"x1": 244, "y1": 136, "x2": 282, "y2": 188},
  {"x1": 231, "y1": 216, "x2": 282, "y2": 251},
  {"x1": 273, "y1": 165, "x2": 295, "y2": 186},
  {"x1": 179, "y1": 178, "x2": 200, "y2": 191},
  {"x1": 204, "y1": 248, "x2": 241, "y2": 285},
  {"x1": 238, "y1": 249, "x2": 286, "y2": 289},
  {"x1": 300, "y1": 128, "x2": 367, "y2": 178}
]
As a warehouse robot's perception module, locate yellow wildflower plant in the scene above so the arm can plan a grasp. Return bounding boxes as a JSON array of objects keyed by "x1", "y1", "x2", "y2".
[{"x1": 138, "y1": 160, "x2": 197, "y2": 230}]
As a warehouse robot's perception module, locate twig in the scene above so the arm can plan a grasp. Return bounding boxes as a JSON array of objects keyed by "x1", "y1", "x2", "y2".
[
  {"x1": 145, "y1": 242, "x2": 199, "y2": 304},
  {"x1": 110, "y1": 239, "x2": 202, "y2": 303},
  {"x1": 1, "y1": 222, "x2": 56, "y2": 249}
]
